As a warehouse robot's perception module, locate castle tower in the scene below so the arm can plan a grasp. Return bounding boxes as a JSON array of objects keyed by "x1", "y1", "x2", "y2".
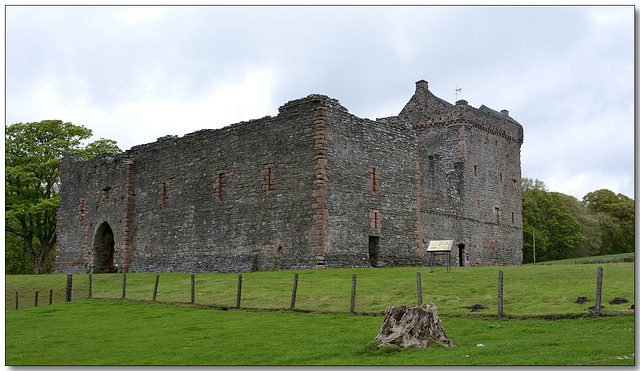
[{"x1": 390, "y1": 80, "x2": 524, "y2": 266}]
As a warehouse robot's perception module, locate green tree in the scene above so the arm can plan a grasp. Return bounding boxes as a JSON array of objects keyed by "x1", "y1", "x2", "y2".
[
  {"x1": 5, "y1": 120, "x2": 121, "y2": 274},
  {"x1": 556, "y1": 193, "x2": 601, "y2": 258},
  {"x1": 582, "y1": 189, "x2": 635, "y2": 254},
  {"x1": 521, "y1": 178, "x2": 586, "y2": 263}
]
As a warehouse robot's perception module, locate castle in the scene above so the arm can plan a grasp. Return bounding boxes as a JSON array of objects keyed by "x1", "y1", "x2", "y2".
[{"x1": 55, "y1": 80, "x2": 524, "y2": 274}]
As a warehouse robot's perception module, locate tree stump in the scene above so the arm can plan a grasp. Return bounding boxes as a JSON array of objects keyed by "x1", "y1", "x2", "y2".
[{"x1": 373, "y1": 303, "x2": 455, "y2": 348}]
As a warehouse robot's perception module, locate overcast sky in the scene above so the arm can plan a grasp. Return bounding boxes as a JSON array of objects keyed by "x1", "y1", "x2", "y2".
[{"x1": 6, "y1": 5, "x2": 635, "y2": 200}]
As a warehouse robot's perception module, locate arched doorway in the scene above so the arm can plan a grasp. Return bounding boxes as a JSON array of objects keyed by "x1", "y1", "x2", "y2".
[{"x1": 93, "y1": 222, "x2": 116, "y2": 273}]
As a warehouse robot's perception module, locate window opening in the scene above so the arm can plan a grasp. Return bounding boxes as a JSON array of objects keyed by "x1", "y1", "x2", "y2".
[
  {"x1": 368, "y1": 165, "x2": 381, "y2": 196},
  {"x1": 458, "y1": 244, "x2": 465, "y2": 267},
  {"x1": 261, "y1": 164, "x2": 277, "y2": 195}
]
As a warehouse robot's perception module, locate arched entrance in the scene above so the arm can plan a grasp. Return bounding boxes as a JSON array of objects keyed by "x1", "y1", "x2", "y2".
[{"x1": 93, "y1": 222, "x2": 116, "y2": 273}]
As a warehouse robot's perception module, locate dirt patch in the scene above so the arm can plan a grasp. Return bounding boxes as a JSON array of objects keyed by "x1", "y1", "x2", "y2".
[
  {"x1": 609, "y1": 298, "x2": 629, "y2": 305},
  {"x1": 575, "y1": 297, "x2": 591, "y2": 304},
  {"x1": 587, "y1": 305, "x2": 605, "y2": 311},
  {"x1": 462, "y1": 304, "x2": 488, "y2": 312}
]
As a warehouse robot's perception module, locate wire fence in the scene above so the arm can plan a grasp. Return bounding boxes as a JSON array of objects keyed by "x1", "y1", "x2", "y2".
[{"x1": 6, "y1": 266, "x2": 635, "y2": 318}]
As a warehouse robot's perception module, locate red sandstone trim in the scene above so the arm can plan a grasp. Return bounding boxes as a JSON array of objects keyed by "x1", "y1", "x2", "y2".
[
  {"x1": 158, "y1": 179, "x2": 172, "y2": 207},
  {"x1": 121, "y1": 160, "x2": 136, "y2": 272},
  {"x1": 311, "y1": 106, "x2": 329, "y2": 269},
  {"x1": 368, "y1": 165, "x2": 381, "y2": 196},
  {"x1": 213, "y1": 170, "x2": 234, "y2": 201},
  {"x1": 260, "y1": 163, "x2": 277, "y2": 195},
  {"x1": 414, "y1": 135, "x2": 426, "y2": 262},
  {"x1": 369, "y1": 210, "x2": 383, "y2": 235}
]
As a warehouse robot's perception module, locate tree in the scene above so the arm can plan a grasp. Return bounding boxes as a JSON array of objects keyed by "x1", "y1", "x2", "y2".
[
  {"x1": 556, "y1": 193, "x2": 601, "y2": 258},
  {"x1": 582, "y1": 189, "x2": 635, "y2": 254},
  {"x1": 522, "y1": 177, "x2": 549, "y2": 192},
  {"x1": 5, "y1": 120, "x2": 121, "y2": 274},
  {"x1": 521, "y1": 178, "x2": 586, "y2": 263}
]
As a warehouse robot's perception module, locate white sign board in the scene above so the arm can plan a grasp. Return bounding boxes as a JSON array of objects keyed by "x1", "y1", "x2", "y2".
[{"x1": 426, "y1": 240, "x2": 454, "y2": 252}]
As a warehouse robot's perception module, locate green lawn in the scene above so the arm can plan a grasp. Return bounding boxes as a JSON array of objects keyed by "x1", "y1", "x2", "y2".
[
  {"x1": 5, "y1": 258, "x2": 635, "y2": 365},
  {"x1": 5, "y1": 299, "x2": 635, "y2": 366},
  {"x1": 6, "y1": 260, "x2": 634, "y2": 318}
]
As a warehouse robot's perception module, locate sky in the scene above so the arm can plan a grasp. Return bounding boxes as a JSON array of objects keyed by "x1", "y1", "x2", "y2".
[{"x1": 5, "y1": 5, "x2": 635, "y2": 200}]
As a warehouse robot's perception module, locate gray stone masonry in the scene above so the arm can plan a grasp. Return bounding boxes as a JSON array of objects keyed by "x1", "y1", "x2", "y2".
[{"x1": 55, "y1": 80, "x2": 524, "y2": 274}]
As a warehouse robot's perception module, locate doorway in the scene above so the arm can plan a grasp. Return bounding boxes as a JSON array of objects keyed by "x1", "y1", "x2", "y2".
[
  {"x1": 458, "y1": 244, "x2": 465, "y2": 267},
  {"x1": 369, "y1": 236, "x2": 380, "y2": 267},
  {"x1": 93, "y1": 222, "x2": 116, "y2": 273}
]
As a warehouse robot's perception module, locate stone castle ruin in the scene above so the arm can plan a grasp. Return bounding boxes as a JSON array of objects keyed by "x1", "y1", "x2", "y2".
[{"x1": 55, "y1": 80, "x2": 524, "y2": 274}]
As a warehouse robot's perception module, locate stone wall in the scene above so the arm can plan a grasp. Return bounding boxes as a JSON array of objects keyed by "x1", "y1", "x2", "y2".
[
  {"x1": 127, "y1": 96, "x2": 328, "y2": 273},
  {"x1": 322, "y1": 100, "x2": 420, "y2": 268},
  {"x1": 55, "y1": 151, "x2": 134, "y2": 274},
  {"x1": 55, "y1": 79, "x2": 524, "y2": 274},
  {"x1": 380, "y1": 80, "x2": 524, "y2": 267}
]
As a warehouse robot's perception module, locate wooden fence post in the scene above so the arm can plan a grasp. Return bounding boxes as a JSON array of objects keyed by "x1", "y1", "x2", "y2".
[
  {"x1": 122, "y1": 274, "x2": 127, "y2": 299},
  {"x1": 66, "y1": 275, "x2": 73, "y2": 302},
  {"x1": 89, "y1": 273, "x2": 92, "y2": 298},
  {"x1": 416, "y1": 272, "x2": 423, "y2": 306},
  {"x1": 236, "y1": 274, "x2": 242, "y2": 309},
  {"x1": 350, "y1": 274, "x2": 357, "y2": 314},
  {"x1": 153, "y1": 275, "x2": 160, "y2": 302},
  {"x1": 15, "y1": 292, "x2": 18, "y2": 310},
  {"x1": 595, "y1": 267, "x2": 603, "y2": 318},
  {"x1": 498, "y1": 271, "x2": 503, "y2": 320},
  {"x1": 49, "y1": 289, "x2": 53, "y2": 305},
  {"x1": 191, "y1": 274, "x2": 195, "y2": 304},
  {"x1": 35, "y1": 291, "x2": 38, "y2": 307},
  {"x1": 290, "y1": 273, "x2": 299, "y2": 309}
]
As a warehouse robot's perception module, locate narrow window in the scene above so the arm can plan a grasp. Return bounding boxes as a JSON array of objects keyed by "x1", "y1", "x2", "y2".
[
  {"x1": 511, "y1": 212, "x2": 515, "y2": 224},
  {"x1": 369, "y1": 210, "x2": 382, "y2": 232},
  {"x1": 498, "y1": 172, "x2": 503, "y2": 184},
  {"x1": 473, "y1": 164, "x2": 478, "y2": 177},
  {"x1": 368, "y1": 165, "x2": 381, "y2": 196},
  {"x1": 158, "y1": 180, "x2": 170, "y2": 207},
  {"x1": 213, "y1": 171, "x2": 233, "y2": 201},
  {"x1": 261, "y1": 164, "x2": 276, "y2": 195},
  {"x1": 494, "y1": 207, "x2": 501, "y2": 225}
]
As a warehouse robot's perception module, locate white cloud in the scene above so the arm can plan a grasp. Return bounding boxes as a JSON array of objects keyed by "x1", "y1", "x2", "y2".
[
  {"x1": 5, "y1": 5, "x2": 634, "y2": 199},
  {"x1": 110, "y1": 7, "x2": 166, "y2": 27},
  {"x1": 82, "y1": 69, "x2": 275, "y2": 151}
]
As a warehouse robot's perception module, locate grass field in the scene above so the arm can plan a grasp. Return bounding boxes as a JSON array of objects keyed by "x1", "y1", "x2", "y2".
[
  {"x1": 4, "y1": 254, "x2": 635, "y2": 365},
  {"x1": 5, "y1": 300, "x2": 635, "y2": 365},
  {"x1": 5, "y1": 254, "x2": 635, "y2": 317}
]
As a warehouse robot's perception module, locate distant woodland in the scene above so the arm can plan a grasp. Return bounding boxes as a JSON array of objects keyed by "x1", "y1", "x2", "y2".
[{"x1": 521, "y1": 178, "x2": 634, "y2": 263}]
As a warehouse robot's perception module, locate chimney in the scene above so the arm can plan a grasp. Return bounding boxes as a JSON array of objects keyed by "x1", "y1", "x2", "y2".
[
  {"x1": 416, "y1": 80, "x2": 429, "y2": 91},
  {"x1": 501, "y1": 109, "x2": 509, "y2": 117}
]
